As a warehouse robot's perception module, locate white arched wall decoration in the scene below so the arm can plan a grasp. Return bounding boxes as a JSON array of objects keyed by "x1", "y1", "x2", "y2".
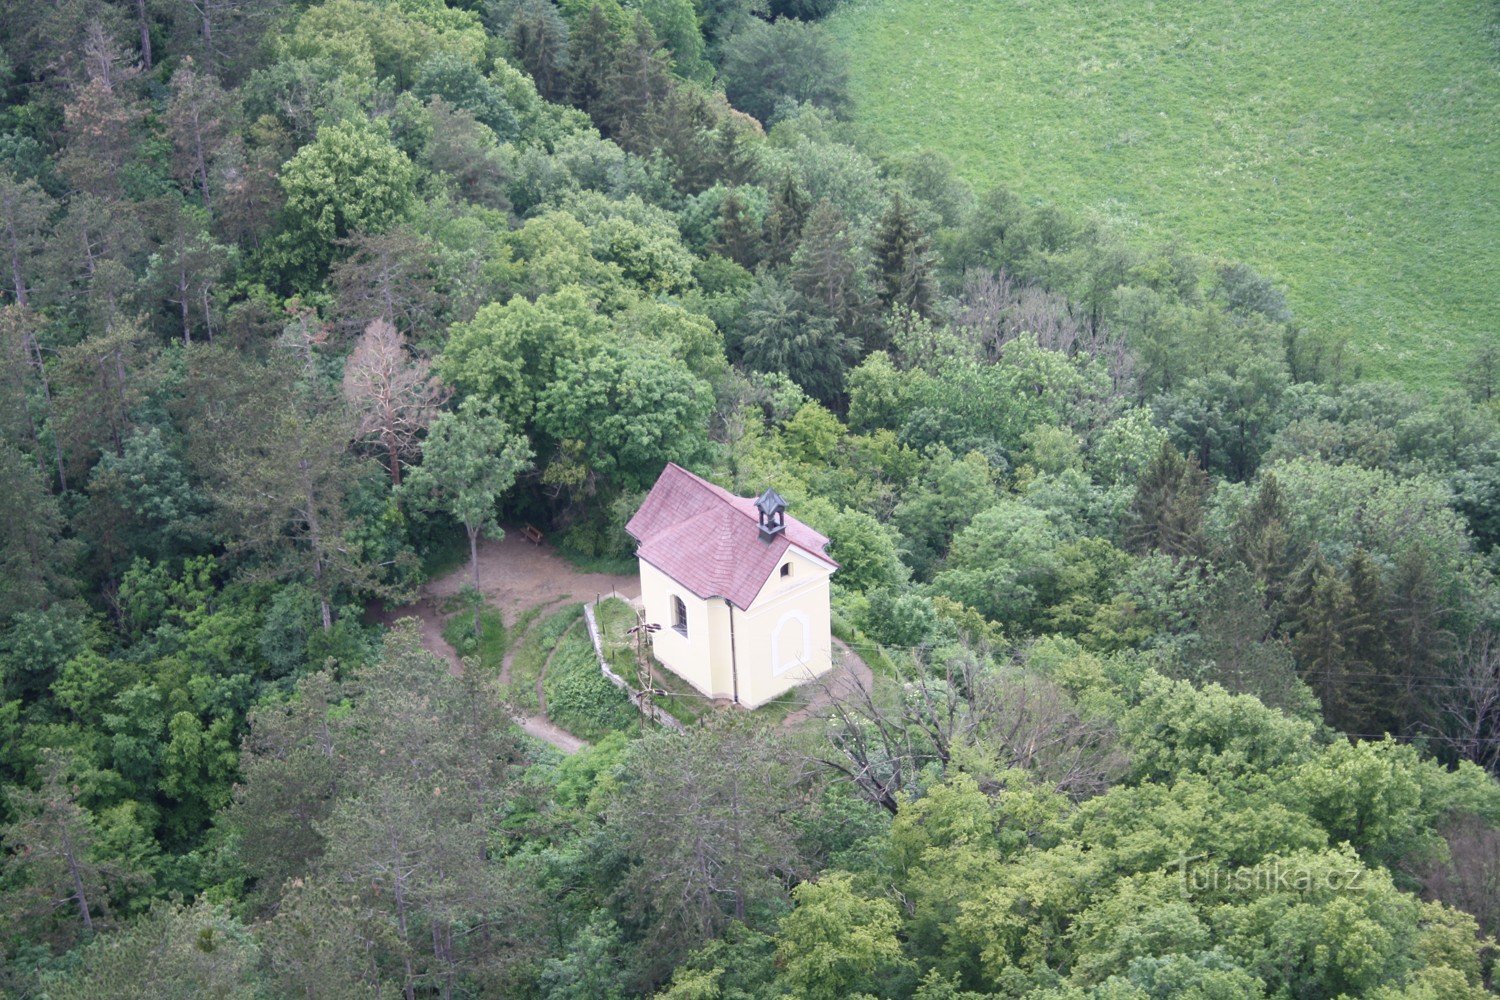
[{"x1": 771, "y1": 610, "x2": 811, "y2": 677}]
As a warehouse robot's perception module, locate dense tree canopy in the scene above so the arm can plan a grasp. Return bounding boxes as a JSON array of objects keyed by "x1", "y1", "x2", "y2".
[{"x1": 0, "y1": 0, "x2": 1496, "y2": 996}]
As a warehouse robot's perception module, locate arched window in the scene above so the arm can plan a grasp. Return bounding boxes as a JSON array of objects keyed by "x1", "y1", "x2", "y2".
[{"x1": 671, "y1": 595, "x2": 688, "y2": 637}]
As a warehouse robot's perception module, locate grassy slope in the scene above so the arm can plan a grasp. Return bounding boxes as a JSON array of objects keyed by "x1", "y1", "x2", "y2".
[{"x1": 828, "y1": 0, "x2": 1498, "y2": 389}]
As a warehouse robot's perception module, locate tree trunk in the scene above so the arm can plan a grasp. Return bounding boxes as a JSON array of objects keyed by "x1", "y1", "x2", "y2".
[
  {"x1": 468, "y1": 525, "x2": 482, "y2": 637},
  {"x1": 133, "y1": 0, "x2": 153, "y2": 68},
  {"x1": 24, "y1": 333, "x2": 65, "y2": 491},
  {"x1": 61, "y1": 827, "x2": 94, "y2": 934},
  {"x1": 387, "y1": 435, "x2": 401, "y2": 486},
  {"x1": 179, "y1": 273, "x2": 192, "y2": 345},
  {"x1": 9, "y1": 244, "x2": 26, "y2": 307}
]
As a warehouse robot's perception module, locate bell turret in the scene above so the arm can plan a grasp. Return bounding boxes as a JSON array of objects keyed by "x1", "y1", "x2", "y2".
[{"x1": 755, "y1": 487, "x2": 787, "y2": 541}]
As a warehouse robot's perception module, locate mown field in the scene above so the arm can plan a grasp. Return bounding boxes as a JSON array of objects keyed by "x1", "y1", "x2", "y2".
[{"x1": 827, "y1": 0, "x2": 1499, "y2": 389}]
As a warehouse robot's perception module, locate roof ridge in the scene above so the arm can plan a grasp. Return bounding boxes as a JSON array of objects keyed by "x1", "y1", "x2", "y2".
[{"x1": 625, "y1": 464, "x2": 837, "y2": 610}]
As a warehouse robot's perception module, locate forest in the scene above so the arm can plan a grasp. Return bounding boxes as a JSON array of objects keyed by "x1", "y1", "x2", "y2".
[{"x1": 0, "y1": 0, "x2": 1498, "y2": 996}]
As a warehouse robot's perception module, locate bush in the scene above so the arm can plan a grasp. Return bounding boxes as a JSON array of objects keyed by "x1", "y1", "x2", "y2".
[{"x1": 543, "y1": 631, "x2": 638, "y2": 740}]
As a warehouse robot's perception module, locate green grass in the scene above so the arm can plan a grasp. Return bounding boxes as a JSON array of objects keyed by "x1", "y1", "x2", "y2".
[
  {"x1": 828, "y1": 0, "x2": 1500, "y2": 389},
  {"x1": 593, "y1": 598, "x2": 710, "y2": 725},
  {"x1": 594, "y1": 597, "x2": 811, "y2": 726},
  {"x1": 441, "y1": 606, "x2": 508, "y2": 673},
  {"x1": 543, "y1": 628, "x2": 639, "y2": 741},
  {"x1": 505, "y1": 605, "x2": 583, "y2": 710}
]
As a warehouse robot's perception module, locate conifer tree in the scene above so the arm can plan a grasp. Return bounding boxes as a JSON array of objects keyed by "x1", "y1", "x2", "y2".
[
  {"x1": 1125, "y1": 441, "x2": 1209, "y2": 559},
  {"x1": 598, "y1": 15, "x2": 675, "y2": 146},
  {"x1": 567, "y1": 4, "x2": 627, "y2": 119},
  {"x1": 1287, "y1": 550, "x2": 1356, "y2": 725},
  {"x1": 1227, "y1": 471, "x2": 1303, "y2": 617},
  {"x1": 762, "y1": 173, "x2": 809, "y2": 267},
  {"x1": 872, "y1": 192, "x2": 936, "y2": 321},
  {"x1": 711, "y1": 189, "x2": 760, "y2": 268},
  {"x1": 508, "y1": 0, "x2": 571, "y2": 102},
  {"x1": 789, "y1": 199, "x2": 870, "y2": 341}
]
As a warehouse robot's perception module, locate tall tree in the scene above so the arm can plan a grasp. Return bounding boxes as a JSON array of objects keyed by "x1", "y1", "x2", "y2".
[
  {"x1": 342, "y1": 319, "x2": 448, "y2": 486},
  {"x1": 56, "y1": 24, "x2": 145, "y2": 202},
  {"x1": 148, "y1": 203, "x2": 231, "y2": 345},
  {"x1": 329, "y1": 227, "x2": 447, "y2": 342},
  {"x1": 195, "y1": 347, "x2": 388, "y2": 632},
  {"x1": 276, "y1": 119, "x2": 418, "y2": 283},
  {"x1": 738, "y1": 272, "x2": 856, "y2": 405},
  {"x1": 404, "y1": 402, "x2": 531, "y2": 631},
  {"x1": 507, "y1": 0, "x2": 570, "y2": 102},
  {"x1": 0, "y1": 305, "x2": 66, "y2": 488},
  {"x1": 719, "y1": 17, "x2": 848, "y2": 123},
  {"x1": 566, "y1": 3, "x2": 627, "y2": 120},
  {"x1": 0, "y1": 442, "x2": 76, "y2": 620},
  {"x1": 762, "y1": 173, "x2": 809, "y2": 268},
  {"x1": 871, "y1": 192, "x2": 936, "y2": 329},
  {"x1": 789, "y1": 199, "x2": 871, "y2": 341},
  {"x1": 1226, "y1": 471, "x2": 1302, "y2": 616},
  {"x1": 1, "y1": 752, "x2": 143, "y2": 951},
  {"x1": 164, "y1": 59, "x2": 237, "y2": 209},
  {"x1": 1125, "y1": 441, "x2": 1209, "y2": 560},
  {"x1": 0, "y1": 171, "x2": 55, "y2": 308},
  {"x1": 596, "y1": 15, "x2": 674, "y2": 142},
  {"x1": 605, "y1": 715, "x2": 805, "y2": 981},
  {"x1": 314, "y1": 623, "x2": 533, "y2": 998},
  {"x1": 225, "y1": 671, "x2": 342, "y2": 910}
]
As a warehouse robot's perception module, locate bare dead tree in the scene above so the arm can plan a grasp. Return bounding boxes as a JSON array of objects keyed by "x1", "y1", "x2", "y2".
[
  {"x1": 342, "y1": 320, "x2": 449, "y2": 486},
  {"x1": 805, "y1": 647, "x2": 1125, "y2": 815},
  {"x1": 1420, "y1": 813, "x2": 1500, "y2": 938},
  {"x1": 953, "y1": 268, "x2": 1134, "y2": 392},
  {"x1": 1425, "y1": 631, "x2": 1500, "y2": 771}
]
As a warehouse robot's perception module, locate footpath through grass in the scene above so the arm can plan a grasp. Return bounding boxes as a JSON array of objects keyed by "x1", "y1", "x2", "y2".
[{"x1": 828, "y1": 0, "x2": 1500, "y2": 389}]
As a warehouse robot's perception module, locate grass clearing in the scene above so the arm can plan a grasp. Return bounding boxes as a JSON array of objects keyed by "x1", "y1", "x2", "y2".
[
  {"x1": 543, "y1": 628, "x2": 639, "y2": 741},
  {"x1": 440, "y1": 606, "x2": 507, "y2": 674},
  {"x1": 505, "y1": 605, "x2": 583, "y2": 710},
  {"x1": 828, "y1": 0, "x2": 1499, "y2": 389}
]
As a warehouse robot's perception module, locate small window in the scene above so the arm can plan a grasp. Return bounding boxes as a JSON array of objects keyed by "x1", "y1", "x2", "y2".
[
  {"x1": 780, "y1": 562, "x2": 791, "y2": 579},
  {"x1": 671, "y1": 595, "x2": 688, "y2": 637}
]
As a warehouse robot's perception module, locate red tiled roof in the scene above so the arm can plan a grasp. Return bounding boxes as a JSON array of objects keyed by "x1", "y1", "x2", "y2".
[{"x1": 625, "y1": 463, "x2": 836, "y2": 610}]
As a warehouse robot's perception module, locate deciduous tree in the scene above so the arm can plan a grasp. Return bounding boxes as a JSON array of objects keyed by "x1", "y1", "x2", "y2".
[
  {"x1": 404, "y1": 402, "x2": 531, "y2": 628},
  {"x1": 342, "y1": 319, "x2": 448, "y2": 485}
]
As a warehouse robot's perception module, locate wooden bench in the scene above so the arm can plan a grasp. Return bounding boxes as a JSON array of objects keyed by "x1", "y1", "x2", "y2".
[{"x1": 522, "y1": 524, "x2": 545, "y2": 546}]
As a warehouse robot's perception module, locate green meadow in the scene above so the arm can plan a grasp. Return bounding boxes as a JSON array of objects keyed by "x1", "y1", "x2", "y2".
[{"x1": 828, "y1": 0, "x2": 1499, "y2": 388}]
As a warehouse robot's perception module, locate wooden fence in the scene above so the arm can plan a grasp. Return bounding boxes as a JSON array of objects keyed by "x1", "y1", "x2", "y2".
[{"x1": 582, "y1": 599, "x2": 685, "y2": 732}]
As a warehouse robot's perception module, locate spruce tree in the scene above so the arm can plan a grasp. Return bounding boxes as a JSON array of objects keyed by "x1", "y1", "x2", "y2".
[
  {"x1": 1228, "y1": 471, "x2": 1303, "y2": 617},
  {"x1": 567, "y1": 4, "x2": 627, "y2": 118},
  {"x1": 1287, "y1": 550, "x2": 1356, "y2": 727},
  {"x1": 711, "y1": 189, "x2": 760, "y2": 268},
  {"x1": 872, "y1": 192, "x2": 936, "y2": 320},
  {"x1": 508, "y1": 0, "x2": 571, "y2": 102},
  {"x1": 789, "y1": 199, "x2": 871, "y2": 342},
  {"x1": 1125, "y1": 441, "x2": 1209, "y2": 560},
  {"x1": 763, "y1": 173, "x2": 810, "y2": 267}
]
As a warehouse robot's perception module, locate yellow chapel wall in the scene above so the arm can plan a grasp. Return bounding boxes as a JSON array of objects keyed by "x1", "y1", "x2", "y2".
[
  {"x1": 637, "y1": 558, "x2": 733, "y2": 700},
  {"x1": 732, "y1": 547, "x2": 835, "y2": 709}
]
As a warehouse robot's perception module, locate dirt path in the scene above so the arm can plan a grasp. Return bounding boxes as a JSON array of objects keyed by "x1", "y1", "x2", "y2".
[
  {"x1": 428, "y1": 529, "x2": 639, "y2": 618},
  {"x1": 534, "y1": 618, "x2": 584, "y2": 716},
  {"x1": 377, "y1": 529, "x2": 638, "y2": 755},
  {"x1": 780, "y1": 639, "x2": 875, "y2": 729},
  {"x1": 498, "y1": 597, "x2": 565, "y2": 687}
]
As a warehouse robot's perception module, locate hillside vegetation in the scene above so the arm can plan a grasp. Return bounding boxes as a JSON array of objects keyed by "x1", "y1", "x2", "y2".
[
  {"x1": 828, "y1": 0, "x2": 1499, "y2": 388},
  {"x1": 3, "y1": 0, "x2": 1500, "y2": 994}
]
